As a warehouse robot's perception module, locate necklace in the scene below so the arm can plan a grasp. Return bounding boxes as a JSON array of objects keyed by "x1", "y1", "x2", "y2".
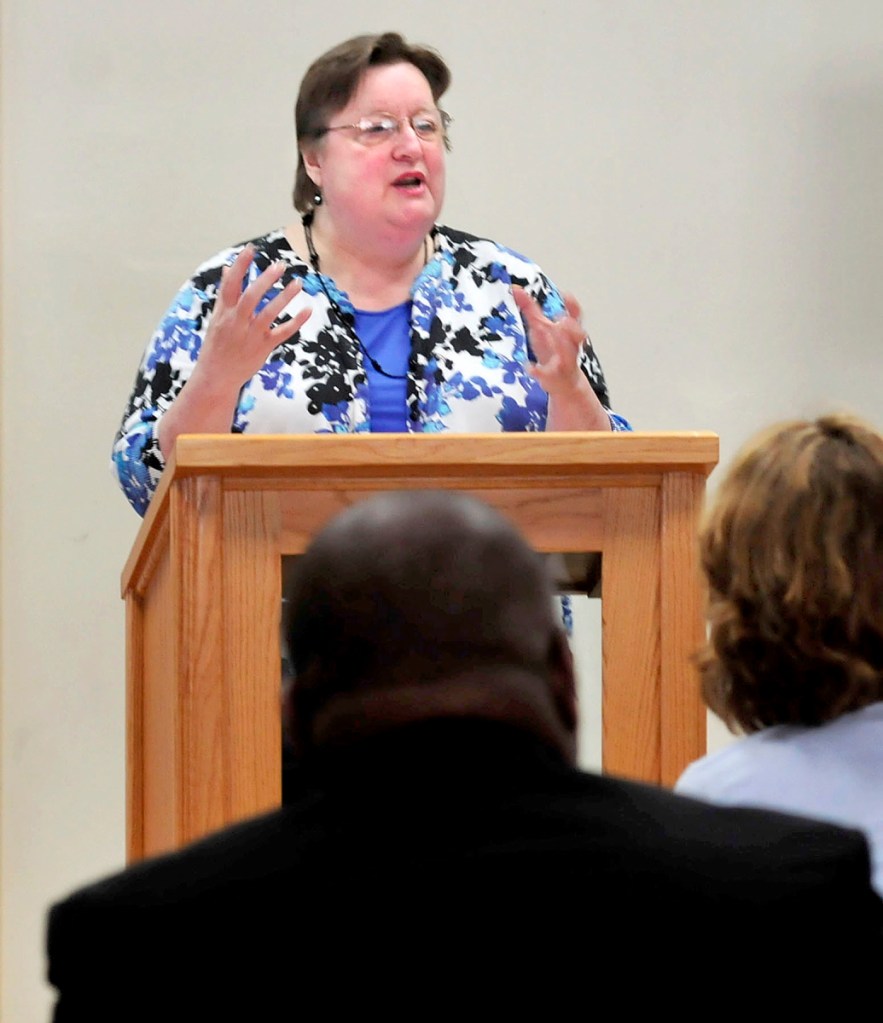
[{"x1": 301, "y1": 213, "x2": 430, "y2": 380}]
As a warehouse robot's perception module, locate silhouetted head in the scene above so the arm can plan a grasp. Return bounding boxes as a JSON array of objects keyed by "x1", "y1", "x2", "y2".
[
  {"x1": 699, "y1": 413, "x2": 883, "y2": 732},
  {"x1": 284, "y1": 491, "x2": 577, "y2": 761}
]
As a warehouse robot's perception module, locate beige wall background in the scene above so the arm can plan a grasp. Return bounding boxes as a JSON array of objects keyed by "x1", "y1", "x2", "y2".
[{"x1": 2, "y1": 1, "x2": 882, "y2": 1017}]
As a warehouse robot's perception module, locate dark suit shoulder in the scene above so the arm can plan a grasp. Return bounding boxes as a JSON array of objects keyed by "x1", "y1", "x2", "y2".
[
  {"x1": 53, "y1": 800, "x2": 325, "y2": 913},
  {"x1": 46, "y1": 803, "x2": 334, "y2": 1020},
  {"x1": 504, "y1": 768, "x2": 875, "y2": 896}
]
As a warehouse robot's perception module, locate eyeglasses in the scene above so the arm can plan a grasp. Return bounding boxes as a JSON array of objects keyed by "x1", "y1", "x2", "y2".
[{"x1": 316, "y1": 110, "x2": 452, "y2": 147}]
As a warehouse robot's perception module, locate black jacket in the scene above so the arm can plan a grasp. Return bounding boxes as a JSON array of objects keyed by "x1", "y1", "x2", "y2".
[{"x1": 47, "y1": 719, "x2": 883, "y2": 1019}]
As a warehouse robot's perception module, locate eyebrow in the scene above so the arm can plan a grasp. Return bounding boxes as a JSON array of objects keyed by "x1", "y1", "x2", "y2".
[{"x1": 359, "y1": 107, "x2": 439, "y2": 116}]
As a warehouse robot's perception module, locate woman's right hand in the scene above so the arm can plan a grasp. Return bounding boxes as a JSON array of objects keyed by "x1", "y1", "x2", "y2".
[
  {"x1": 196, "y1": 244, "x2": 311, "y2": 388},
  {"x1": 157, "y1": 245, "x2": 312, "y2": 458}
]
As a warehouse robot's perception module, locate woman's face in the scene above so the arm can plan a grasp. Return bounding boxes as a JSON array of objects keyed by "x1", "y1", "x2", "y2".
[{"x1": 304, "y1": 61, "x2": 446, "y2": 244}]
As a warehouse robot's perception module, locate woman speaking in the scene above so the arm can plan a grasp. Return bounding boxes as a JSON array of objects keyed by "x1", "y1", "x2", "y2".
[{"x1": 113, "y1": 32, "x2": 630, "y2": 515}]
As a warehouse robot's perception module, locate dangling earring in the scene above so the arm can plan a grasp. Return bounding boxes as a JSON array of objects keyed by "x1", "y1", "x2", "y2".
[{"x1": 313, "y1": 190, "x2": 323, "y2": 207}]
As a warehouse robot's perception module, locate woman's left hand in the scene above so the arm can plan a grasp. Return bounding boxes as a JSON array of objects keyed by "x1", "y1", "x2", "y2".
[{"x1": 513, "y1": 286, "x2": 611, "y2": 431}]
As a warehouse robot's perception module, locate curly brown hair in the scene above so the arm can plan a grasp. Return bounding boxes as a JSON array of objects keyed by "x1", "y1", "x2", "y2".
[
  {"x1": 292, "y1": 32, "x2": 451, "y2": 213},
  {"x1": 698, "y1": 413, "x2": 883, "y2": 733}
]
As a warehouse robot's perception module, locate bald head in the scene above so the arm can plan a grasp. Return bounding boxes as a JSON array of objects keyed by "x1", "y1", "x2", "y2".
[{"x1": 285, "y1": 492, "x2": 576, "y2": 759}]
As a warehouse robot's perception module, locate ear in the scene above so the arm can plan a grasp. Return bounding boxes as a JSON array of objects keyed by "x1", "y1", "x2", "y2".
[{"x1": 301, "y1": 144, "x2": 323, "y2": 192}]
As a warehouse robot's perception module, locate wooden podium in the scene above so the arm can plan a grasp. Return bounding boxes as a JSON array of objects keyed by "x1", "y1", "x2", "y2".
[{"x1": 122, "y1": 432, "x2": 718, "y2": 861}]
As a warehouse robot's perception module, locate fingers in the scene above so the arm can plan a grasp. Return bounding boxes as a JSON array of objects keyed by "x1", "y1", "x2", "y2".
[
  {"x1": 218, "y1": 244, "x2": 257, "y2": 307},
  {"x1": 563, "y1": 292, "x2": 582, "y2": 324},
  {"x1": 219, "y1": 248, "x2": 311, "y2": 344},
  {"x1": 512, "y1": 286, "x2": 555, "y2": 361},
  {"x1": 514, "y1": 285, "x2": 582, "y2": 334},
  {"x1": 219, "y1": 248, "x2": 298, "y2": 327},
  {"x1": 268, "y1": 301, "x2": 312, "y2": 347},
  {"x1": 239, "y1": 259, "x2": 291, "y2": 321},
  {"x1": 202, "y1": 251, "x2": 312, "y2": 387},
  {"x1": 252, "y1": 277, "x2": 305, "y2": 332},
  {"x1": 514, "y1": 290, "x2": 557, "y2": 374},
  {"x1": 247, "y1": 277, "x2": 311, "y2": 359},
  {"x1": 512, "y1": 286, "x2": 589, "y2": 400},
  {"x1": 507, "y1": 282, "x2": 540, "y2": 321}
]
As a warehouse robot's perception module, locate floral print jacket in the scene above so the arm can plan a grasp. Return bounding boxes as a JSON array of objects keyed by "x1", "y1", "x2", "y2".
[{"x1": 113, "y1": 225, "x2": 631, "y2": 515}]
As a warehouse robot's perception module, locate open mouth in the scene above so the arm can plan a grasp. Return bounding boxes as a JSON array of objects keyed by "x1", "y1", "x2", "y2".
[{"x1": 394, "y1": 174, "x2": 425, "y2": 189}]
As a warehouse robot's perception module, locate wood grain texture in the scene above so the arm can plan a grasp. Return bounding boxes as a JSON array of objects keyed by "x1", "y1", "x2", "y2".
[
  {"x1": 125, "y1": 595, "x2": 145, "y2": 862},
  {"x1": 601, "y1": 487, "x2": 661, "y2": 780},
  {"x1": 172, "y1": 476, "x2": 228, "y2": 846},
  {"x1": 169, "y1": 432, "x2": 719, "y2": 479},
  {"x1": 277, "y1": 487, "x2": 605, "y2": 555},
  {"x1": 123, "y1": 432, "x2": 718, "y2": 858},
  {"x1": 138, "y1": 547, "x2": 177, "y2": 857},
  {"x1": 222, "y1": 490, "x2": 282, "y2": 819},
  {"x1": 660, "y1": 472, "x2": 708, "y2": 785}
]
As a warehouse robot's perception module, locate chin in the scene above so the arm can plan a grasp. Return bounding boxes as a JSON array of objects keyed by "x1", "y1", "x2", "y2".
[{"x1": 392, "y1": 204, "x2": 441, "y2": 235}]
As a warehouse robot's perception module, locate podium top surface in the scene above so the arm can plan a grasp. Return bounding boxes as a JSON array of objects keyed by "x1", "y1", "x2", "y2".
[
  {"x1": 167, "y1": 430, "x2": 718, "y2": 476},
  {"x1": 122, "y1": 432, "x2": 718, "y2": 595}
]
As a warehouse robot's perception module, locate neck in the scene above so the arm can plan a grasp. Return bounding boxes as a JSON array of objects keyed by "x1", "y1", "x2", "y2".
[
  {"x1": 301, "y1": 665, "x2": 578, "y2": 765},
  {"x1": 298, "y1": 210, "x2": 431, "y2": 311}
]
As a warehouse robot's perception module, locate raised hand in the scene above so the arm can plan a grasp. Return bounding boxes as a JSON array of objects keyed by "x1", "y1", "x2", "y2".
[
  {"x1": 512, "y1": 286, "x2": 610, "y2": 431},
  {"x1": 198, "y1": 244, "x2": 312, "y2": 388},
  {"x1": 158, "y1": 246, "x2": 312, "y2": 456}
]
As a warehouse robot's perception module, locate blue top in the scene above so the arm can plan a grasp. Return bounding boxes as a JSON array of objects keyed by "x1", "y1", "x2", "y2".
[
  {"x1": 353, "y1": 302, "x2": 411, "y2": 433},
  {"x1": 676, "y1": 701, "x2": 883, "y2": 898}
]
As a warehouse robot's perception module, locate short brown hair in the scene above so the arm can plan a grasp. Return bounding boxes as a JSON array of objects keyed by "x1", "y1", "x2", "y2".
[
  {"x1": 698, "y1": 413, "x2": 883, "y2": 733},
  {"x1": 292, "y1": 32, "x2": 451, "y2": 212}
]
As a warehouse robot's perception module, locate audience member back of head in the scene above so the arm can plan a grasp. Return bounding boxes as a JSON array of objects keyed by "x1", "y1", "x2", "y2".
[{"x1": 677, "y1": 413, "x2": 883, "y2": 897}]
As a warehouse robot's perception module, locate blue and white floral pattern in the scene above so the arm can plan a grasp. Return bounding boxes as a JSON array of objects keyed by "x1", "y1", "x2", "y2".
[{"x1": 113, "y1": 226, "x2": 631, "y2": 515}]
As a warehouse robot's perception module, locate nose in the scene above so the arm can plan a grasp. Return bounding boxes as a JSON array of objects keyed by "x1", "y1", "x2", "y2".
[{"x1": 392, "y1": 117, "x2": 422, "y2": 157}]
